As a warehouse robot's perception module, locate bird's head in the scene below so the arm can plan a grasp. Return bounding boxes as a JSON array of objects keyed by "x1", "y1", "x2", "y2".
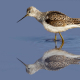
[
  {"x1": 17, "y1": 6, "x2": 38, "y2": 23},
  {"x1": 17, "y1": 58, "x2": 37, "y2": 75}
]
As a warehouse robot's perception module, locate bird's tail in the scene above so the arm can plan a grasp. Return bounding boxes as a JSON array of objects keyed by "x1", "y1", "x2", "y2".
[
  {"x1": 72, "y1": 18, "x2": 80, "y2": 25},
  {"x1": 73, "y1": 58, "x2": 80, "y2": 64}
]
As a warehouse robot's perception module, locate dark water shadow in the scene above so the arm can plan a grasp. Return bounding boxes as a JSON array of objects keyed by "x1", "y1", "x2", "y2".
[
  {"x1": 14, "y1": 36, "x2": 65, "y2": 46},
  {"x1": 44, "y1": 39, "x2": 61, "y2": 42},
  {"x1": 13, "y1": 35, "x2": 79, "y2": 45},
  {"x1": 65, "y1": 38, "x2": 75, "y2": 41}
]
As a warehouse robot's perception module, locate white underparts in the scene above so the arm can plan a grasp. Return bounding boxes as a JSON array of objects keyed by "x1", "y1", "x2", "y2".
[
  {"x1": 42, "y1": 49, "x2": 80, "y2": 61},
  {"x1": 42, "y1": 21, "x2": 80, "y2": 33}
]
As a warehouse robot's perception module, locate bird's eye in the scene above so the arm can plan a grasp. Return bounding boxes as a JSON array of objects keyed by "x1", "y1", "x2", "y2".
[
  {"x1": 28, "y1": 68, "x2": 30, "y2": 69},
  {"x1": 28, "y1": 11, "x2": 31, "y2": 13}
]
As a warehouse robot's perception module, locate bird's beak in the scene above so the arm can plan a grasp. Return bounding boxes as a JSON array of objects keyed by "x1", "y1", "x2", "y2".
[
  {"x1": 17, "y1": 14, "x2": 28, "y2": 23},
  {"x1": 17, "y1": 58, "x2": 28, "y2": 67}
]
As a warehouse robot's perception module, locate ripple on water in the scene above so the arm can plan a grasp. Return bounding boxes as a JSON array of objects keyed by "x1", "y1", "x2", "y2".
[{"x1": 13, "y1": 34, "x2": 80, "y2": 49}]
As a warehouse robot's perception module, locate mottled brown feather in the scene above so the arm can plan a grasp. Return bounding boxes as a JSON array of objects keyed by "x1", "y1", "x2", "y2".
[
  {"x1": 46, "y1": 11, "x2": 70, "y2": 20},
  {"x1": 46, "y1": 19, "x2": 74, "y2": 27},
  {"x1": 72, "y1": 18, "x2": 80, "y2": 24},
  {"x1": 45, "y1": 11, "x2": 80, "y2": 27}
]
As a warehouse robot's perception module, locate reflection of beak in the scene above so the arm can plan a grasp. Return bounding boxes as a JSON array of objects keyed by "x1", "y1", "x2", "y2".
[
  {"x1": 17, "y1": 58, "x2": 28, "y2": 67},
  {"x1": 17, "y1": 14, "x2": 28, "y2": 23}
]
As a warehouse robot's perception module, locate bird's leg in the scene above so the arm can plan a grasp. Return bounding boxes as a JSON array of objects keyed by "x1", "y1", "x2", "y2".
[
  {"x1": 54, "y1": 33, "x2": 57, "y2": 41},
  {"x1": 59, "y1": 32, "x2": 64, "y2": 43}
]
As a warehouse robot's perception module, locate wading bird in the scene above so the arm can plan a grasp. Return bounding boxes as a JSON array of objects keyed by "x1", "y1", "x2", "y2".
[{"x1": 17, "y1": 6, "x2": 80, "y2": 42}]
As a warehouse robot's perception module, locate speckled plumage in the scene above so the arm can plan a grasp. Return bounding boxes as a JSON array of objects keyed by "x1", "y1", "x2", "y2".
[
  {"x1": 17, "y1": 6, "x2": 80, "y2": 41},
  {"x1": 45, "y1": 55, "x2": 80, "y2": 70},
  {"x1": 17, "y1": 6, "x2": 80, "y2": 31},
  {"x1": 45, "y1": 11, "x2": 80, "y2": 27},
  {"x1": 17, "y1": 49, "x2": 80, "y2": 75}
]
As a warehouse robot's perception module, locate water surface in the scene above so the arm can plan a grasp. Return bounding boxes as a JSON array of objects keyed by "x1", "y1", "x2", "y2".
[{"x1": 1, "y1": 0, "x2": 80, "y2": 80}]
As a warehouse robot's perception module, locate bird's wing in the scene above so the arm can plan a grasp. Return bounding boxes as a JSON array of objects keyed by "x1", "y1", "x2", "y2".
[
  {"x1": 45, "y1": 55, "x2": 71, "y2": 70},
  {"x1": 45, "y1": 61, "x2": 68, "y2": 70},
  {"x1": 46, "y1": 11, "x2": 68, "y2": 20},
  {"x1": 45, "y1": 11, "x2": 73, "y2": 27}
]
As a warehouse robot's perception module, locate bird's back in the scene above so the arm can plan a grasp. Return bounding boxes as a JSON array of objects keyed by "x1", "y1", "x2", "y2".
[{"x1": 44, "y1": 55, "x2": 80, "y2": 71}]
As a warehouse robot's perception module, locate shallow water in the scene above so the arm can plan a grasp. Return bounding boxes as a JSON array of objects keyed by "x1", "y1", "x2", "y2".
[
  {"x1": 1, "y1": 0, "x2": 80, "y2": 80},
  {"x1": 1, "y1": 31, "x2": 80, "y2": 80}
]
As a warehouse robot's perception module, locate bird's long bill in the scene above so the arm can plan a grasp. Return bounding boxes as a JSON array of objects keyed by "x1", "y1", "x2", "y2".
[
  {"x1": 17, "y1": 58, "x2": 27, "y2": 67},
  {"x1": 17, "y1": 14, "x2": 28, "y2": 23}
]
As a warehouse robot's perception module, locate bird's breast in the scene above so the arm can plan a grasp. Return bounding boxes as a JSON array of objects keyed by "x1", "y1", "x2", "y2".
[{"x1": 42, "y1": 21, "x2": 80, "y2": 33}]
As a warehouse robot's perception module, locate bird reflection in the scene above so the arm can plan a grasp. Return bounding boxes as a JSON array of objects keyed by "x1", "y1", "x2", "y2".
[{"x1": 17, "y1": 42, "x2": 80, "y2": 75}]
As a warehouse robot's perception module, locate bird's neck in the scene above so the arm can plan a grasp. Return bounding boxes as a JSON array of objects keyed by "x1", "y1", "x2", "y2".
[
  {"x1": 34, "y1": 60, "x2": 43, "y2": 70},
  {"x1": 34, "y1": 11, "x2": 44, "y2": 23},
  {"x1": 29, "y1": 61, "x2": 43, "y2": 74}
]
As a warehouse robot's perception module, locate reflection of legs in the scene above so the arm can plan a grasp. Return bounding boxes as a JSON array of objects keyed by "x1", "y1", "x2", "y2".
[
  {"x1": 55, "y1": 41, "x2": 57, "y2": 48},
  {"x1": 55, "y1": 33, "x2": 57, "y2": 40},
  {"x1": 59, "y1": 41, "x2": 64, "y2": 50},
  {"x1": 54, "y1": 33, "x2": 57, "y2": 41},
  {"x1": 59, "y1": 32, "x2": 64, "y2": 43},
  {"x1": 55, "y1": 40, "x2": 64, "y2": 49}
]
